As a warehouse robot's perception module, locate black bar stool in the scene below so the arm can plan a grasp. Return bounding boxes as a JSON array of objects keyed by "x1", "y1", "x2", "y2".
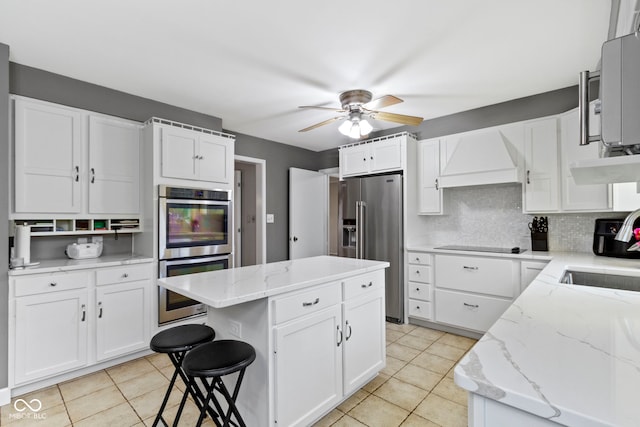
[
  {"x1": 150, "y1": 324, "x2": 216, "y2": 427},
  {"x1": 181, "y1": 340, "x2": 256, "y2": 427}
]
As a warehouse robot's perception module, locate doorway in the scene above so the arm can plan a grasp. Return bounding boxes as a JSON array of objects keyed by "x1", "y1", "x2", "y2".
[{"x1": 234, "y1": 156, "x2": 266, "y2": 266}]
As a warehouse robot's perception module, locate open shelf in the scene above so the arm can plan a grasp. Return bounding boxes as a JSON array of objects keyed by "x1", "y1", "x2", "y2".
[{"x1": 13, "y1": 219, "x2": 141, "y2": 236}]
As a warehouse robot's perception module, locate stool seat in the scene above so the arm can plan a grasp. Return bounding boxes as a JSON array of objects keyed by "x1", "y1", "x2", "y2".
[
  {"x1": 150, "y1": 324, "x2": 215, "y2": 353},
  {"x1": 181, "y1": 339, "x2": 256, "y2": 427},
  {"x1": 149, "y1": 324, "x2": 216, "y2": 427},
  {"x1": 183, "y1": 340, "x2": 256, "y2": 377}
]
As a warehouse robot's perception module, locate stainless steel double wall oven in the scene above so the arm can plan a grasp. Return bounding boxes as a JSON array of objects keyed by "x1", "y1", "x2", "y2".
[{"x1": 158, "y1": 185, "x2": 232, "y2": 324}]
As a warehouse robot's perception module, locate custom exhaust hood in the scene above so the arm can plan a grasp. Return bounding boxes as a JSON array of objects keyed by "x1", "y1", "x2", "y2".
[{"x1": 438, "y1": 125, "x2": 521, "y2": 188}]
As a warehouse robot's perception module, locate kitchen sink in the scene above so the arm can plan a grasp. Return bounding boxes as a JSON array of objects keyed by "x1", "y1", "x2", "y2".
[{"x1": 560, "y1": 269, "x2": 640, "y2": 292}]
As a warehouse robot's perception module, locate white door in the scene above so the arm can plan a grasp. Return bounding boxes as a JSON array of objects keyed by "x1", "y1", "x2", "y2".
[
  {"x1": 88, "y1": 115, "x2": 141, "y2": 214},
  {"x1": 14, "y1": 290, "x2": 88, "y2": 385},
  {"x1": 289, "y1": 168, "x2": 328, "y2": 259},
  {"x1": 95, "y1": 281, "x2": 149, "y2": 362},
  {"x1": 14, "y1": 98, "x2": 83, "y2": 213}
]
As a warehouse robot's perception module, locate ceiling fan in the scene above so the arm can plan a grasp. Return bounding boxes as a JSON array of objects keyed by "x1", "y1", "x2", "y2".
[{"x1": 298, "y1": 89, "x2": 424, "y2": 139}]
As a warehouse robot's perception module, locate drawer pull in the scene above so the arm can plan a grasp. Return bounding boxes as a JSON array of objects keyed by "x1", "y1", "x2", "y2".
[
  {"x1": 345, "y1": 320, "x2": 352, "y2": 341},
  {"x1": 463, "y1": 302, "x2": 480, "y2": 308},
  {"x1": 122, "y1": 273, "x2": 129, "y2": 279},
  {"x1": 50, "y1": 282, "x2": 57, "y2": 287},
  {"x1": 302, "y1": 298, "x2": 320, "y2": 307},
  {"x1": 463, "y1": 266, "x2": 479, "y2": 270},
  {"x1": 360, "y1": 281, "x2": 373, "y2": 288}
]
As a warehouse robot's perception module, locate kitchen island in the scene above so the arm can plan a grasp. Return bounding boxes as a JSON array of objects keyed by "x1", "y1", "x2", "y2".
[
  {"x1": 158, "y1": 255, "x2": 389, "y2": 427},
  {"x1": 454, "y1": 253, "x2": 640, "y2": 427}
]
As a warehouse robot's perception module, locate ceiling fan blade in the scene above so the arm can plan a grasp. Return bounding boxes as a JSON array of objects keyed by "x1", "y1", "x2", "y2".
[
  {"x1": 363, "y1": 95, "x2": 403, "y2": 110},
  {"x1": 298, "y1": 105, "x2": 346, "y2": 112},
  {"x1": 370, "y1": 111, "x2": 423, "y2": 126},
  {"x1": 298, "y1": 116, "x2": 345, "y2": 132}
]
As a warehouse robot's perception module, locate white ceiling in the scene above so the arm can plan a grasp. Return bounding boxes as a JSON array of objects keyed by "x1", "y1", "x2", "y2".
[{"x1": 0, "y1": 0, "x2": 611, "y2": 151}]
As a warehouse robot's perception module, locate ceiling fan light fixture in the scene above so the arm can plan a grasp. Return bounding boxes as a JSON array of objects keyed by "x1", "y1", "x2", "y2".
[
  {"x1": 359, "y1": 119, "x2": 373, "y2": 136},
  {"x1": 338, "y1": 120, "x2": 353, "y2": 137},
  {"x1": 348, "y1": 122, "x2": 362, "y2": 139}
]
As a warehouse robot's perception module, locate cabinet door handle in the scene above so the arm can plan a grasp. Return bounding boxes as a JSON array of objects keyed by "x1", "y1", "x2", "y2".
[
  {"x1": 415, "y1": 287, "x2": 421, "y2": 291},
  {"x1": 345, "y1": 321, "x2": 352, "y2": 341},
  {"x1": 415, "y1": 257, "x2": 420, "y2": 262},
  {"x1": 415, "y1": 270, "x2": 421, "y2": 274},
  {"x1": 360, "y1": 281, "x2": 373, "y2": 288},
  {"x1": 463, "y1": 266, "x2": 479, "y2": 270},
  {"x1": 81, "y1": 304, "x2": 86, "y2": 322},
  {"x1": 336, "y1": 325, "x2": 343, "y2": 347},
  {"x1": 199, "y1": 155, "x2": 204, "y2": 160},
  {"x1": 74, "y1": 166, "x2": 79, "y2": 182},
  {"x1": 435, "y1": 178, "x2": 439, "y2": 190},
  {"x1": 464, "y1": 302, "x2": 479, "y2": 308},
  {"x1": 90, "y1": 168, "x2": 95, "y2": 184},
  {"x1": 370, "y1": 156, "x2": 374, "y2": 160},
  {"x1": 526, "y1": 170, "x2": 531, "y2": 184},
  {"x1": 363, "y1": 157, "x2": 367, "y2": 162},
  {"x1": 98, "y1": 302, "x2": 103, "y2": 319},
  {"x1": 50, "y1": 282, "x2": 57, "y2": 287},
  {"x1": 302, "y1": 297, "x2": 319, "y2": 307}
]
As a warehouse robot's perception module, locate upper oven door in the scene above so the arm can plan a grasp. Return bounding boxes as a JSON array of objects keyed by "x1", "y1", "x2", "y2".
[{"x1": 159, "y1": 198, "x2": 232, "y2": 259}]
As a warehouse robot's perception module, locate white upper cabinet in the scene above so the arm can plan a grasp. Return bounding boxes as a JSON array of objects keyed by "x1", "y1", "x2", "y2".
[
  {"x1": 161, "y1": 125, "x2": 233, "y2": 184},
  {"x1": 12, "y1": 96, "x2": 142, "y2": 218},
  {"x1": 523, "y1": 117, "x2": 560, "y2": 213},
  {"x1": 417, "y1": 138, "x2": 443, "y2": 215},
  {"x1": 339, "y1": 134, "x2": 408, "y2": 179},
  {"x1": 88, "y1": 115, "x2": 141, "y2": 214},
  {"x1": 560, "y1": 109, "x2": 611, "y2": 211},
  {"x1": 14, "y1": 97, "x2": 83, "y2": 213}
]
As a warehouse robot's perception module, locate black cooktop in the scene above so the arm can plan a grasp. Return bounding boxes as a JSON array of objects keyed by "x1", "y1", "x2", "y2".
[{"x1": 433, "y1": 245, "x2": 525, "y2": 254}]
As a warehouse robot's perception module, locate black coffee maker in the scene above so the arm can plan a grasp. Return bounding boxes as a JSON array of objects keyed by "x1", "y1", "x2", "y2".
[{"x1": 593, "y1": 218, "x2": 640, "y2": 258}]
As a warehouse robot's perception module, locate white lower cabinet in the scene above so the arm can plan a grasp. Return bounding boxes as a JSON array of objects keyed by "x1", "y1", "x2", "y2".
[
  {"x1": 408, "y1": 252, "x2": 524, "y2": 334},
  {"x1": 10, "y1": 262, "x2": 152, "y2": 388},
  {"x1": 14, "y1": 289, "x2": 89, "y2": 385},
  {"x1": 272, "y1": 271, "x2": 385, "y2": 426},
  {"x1": 520, "y1": 260, "x2": 549, "y2": 294}
]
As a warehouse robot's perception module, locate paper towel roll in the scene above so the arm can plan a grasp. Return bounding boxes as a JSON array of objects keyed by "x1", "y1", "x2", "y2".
[{"x1": 15, "y1": 224, "x2": 31, "y2": 264}]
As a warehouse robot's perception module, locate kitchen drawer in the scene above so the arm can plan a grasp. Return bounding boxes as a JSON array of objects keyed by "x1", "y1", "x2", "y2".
[
  {"x1": 408, "y1": 299, "x2": 433, "y2": 320},
  {"x1": 434, "y1": 255, "x2": 517, "y2": 298},
  {"x1": 434, "y1": 289, "x2": 511, "y2": 332},
  {"x1": 343, "y1": 270, "x2": 384, "y2": 300},
  {"x1": 13, "y1": 271, "x2": 90, "y2": 297},
  {"x1": 96, "y1": 263, "x2": 152, "y2": 286},
  {"x1": 407, "y1": 252, "x2": 431, "y2": 266},
  {"x1": 273, "y1": 282, "x2": 341, "y2": 324},
  {"x1": 408, "y1": 265, "x2": 432, "y2": 284},
  {"x1": 408, "y1": 283, "x2": 433, "y2": 301}
]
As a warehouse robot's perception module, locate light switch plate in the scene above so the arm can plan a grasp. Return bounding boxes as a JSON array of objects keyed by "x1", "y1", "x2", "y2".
[{"x1": 266, "y1": 214, "x2": 275, "y2": 224}]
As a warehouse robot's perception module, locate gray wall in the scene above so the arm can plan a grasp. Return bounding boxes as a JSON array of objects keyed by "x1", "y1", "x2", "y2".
[
  {"x1": 0, "y1": 43, "x2": 9, "y2": 388},
  {"x1": 9, "y1": 63, "x2": 328, "y2": 263},
  {"x1": 233, "y1": 133, "x2": 327, "y2": 262}
]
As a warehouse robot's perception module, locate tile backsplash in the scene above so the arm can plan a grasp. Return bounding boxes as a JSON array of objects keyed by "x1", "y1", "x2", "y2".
[{"x1": 407, "y1": 184, "x2": 626, "y2": 253}]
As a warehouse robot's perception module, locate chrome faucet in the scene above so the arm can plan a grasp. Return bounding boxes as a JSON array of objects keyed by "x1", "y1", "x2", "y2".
[{"x1": 615, "y1": 208, "x2": 640, "y2": 242}]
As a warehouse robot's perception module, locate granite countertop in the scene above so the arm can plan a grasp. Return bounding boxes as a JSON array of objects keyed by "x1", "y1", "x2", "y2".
[
  {"x1": 158, "y1": 255, "x2": 389, "y2": 308},
  {"x1": 454, "y1": 252, "x2": 640, "y2": 426},
  {"x1": 8, "y1": 254, "x2": 154, "y2": 276}
]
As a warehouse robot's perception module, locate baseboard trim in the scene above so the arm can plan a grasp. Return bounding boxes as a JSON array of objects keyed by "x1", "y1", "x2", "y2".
[{"x1": 0, "y1": 387, "x2": 11, "y2": 406}]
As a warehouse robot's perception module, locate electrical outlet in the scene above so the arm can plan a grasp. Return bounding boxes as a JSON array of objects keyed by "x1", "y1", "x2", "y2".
[{"x1": 229, "y1": 320, "x2": 242, "y2": 338}]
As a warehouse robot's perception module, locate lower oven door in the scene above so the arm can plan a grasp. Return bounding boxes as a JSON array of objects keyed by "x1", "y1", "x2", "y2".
[{"x1": 158, "y1": 254, "x2": 230, "y2": 324}]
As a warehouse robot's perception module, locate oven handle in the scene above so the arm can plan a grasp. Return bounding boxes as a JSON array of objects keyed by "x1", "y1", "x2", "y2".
[
  {"x1": 164, "y1": 198, "x2": 232, "y2": 206},
  {"x1": 158, "y1": 254, "x2": 231, "y2": 277}
]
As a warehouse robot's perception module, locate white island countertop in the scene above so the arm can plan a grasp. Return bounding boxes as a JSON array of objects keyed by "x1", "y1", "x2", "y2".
[
  {"x1": 454, "y1": 253, "x2": 640, "y2": 427},
  {"x1": 158, "y1": 255, "x2": 389, "y2": 308}
]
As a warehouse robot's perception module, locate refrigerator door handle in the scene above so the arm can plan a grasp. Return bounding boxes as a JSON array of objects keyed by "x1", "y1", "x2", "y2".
[{"x1": 356, "y1": 201, "x2": 366, "y2": 259}]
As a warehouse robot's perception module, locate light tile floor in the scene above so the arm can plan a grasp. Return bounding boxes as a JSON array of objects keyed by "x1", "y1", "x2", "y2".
[{"x1": 0, "y1": 324, "x2": 475, "y2": 426}]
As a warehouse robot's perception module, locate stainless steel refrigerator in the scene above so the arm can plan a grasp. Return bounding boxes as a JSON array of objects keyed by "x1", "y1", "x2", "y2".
[{"x1": 338, "y1": 173, "x2": 404, "y2": 323}]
